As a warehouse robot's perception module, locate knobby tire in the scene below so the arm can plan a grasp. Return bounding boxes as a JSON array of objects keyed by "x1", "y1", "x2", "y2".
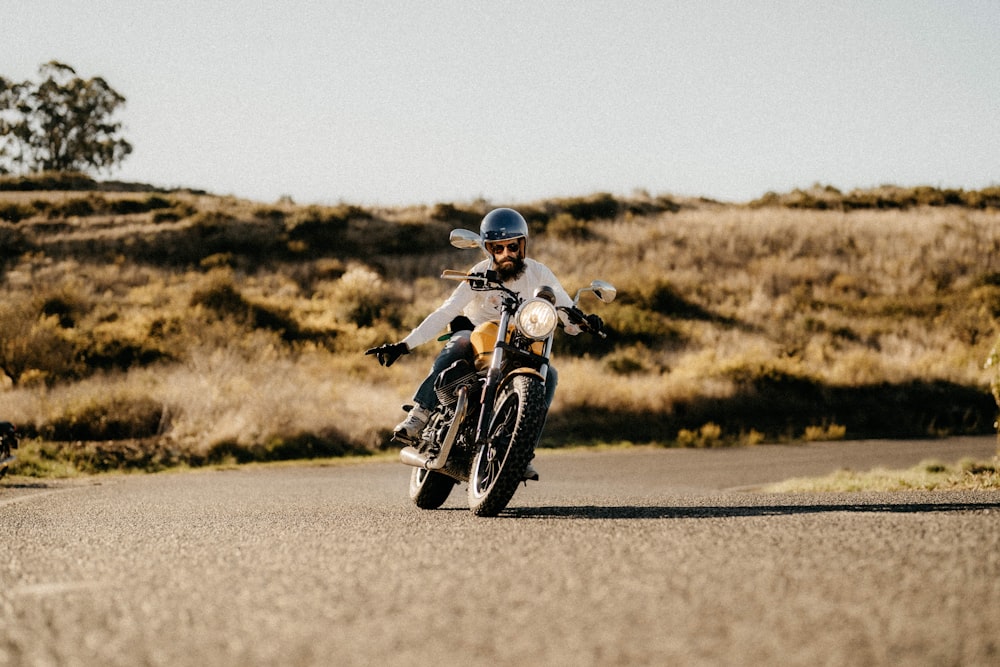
[
  {"x1": 409, "y1": 468, "x2": 456, "y2": 509},
  {"x1": 468, "y1": 374, "x2": 546, "y2": 517}
]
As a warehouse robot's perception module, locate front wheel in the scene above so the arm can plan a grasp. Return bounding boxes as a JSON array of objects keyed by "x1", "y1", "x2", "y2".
[
  {"x1": 409, "y1": 467, "x2": 456, "y2": 509},
  {"x1": 468, "y1": 374, "x2": 546, "y2": 517}
]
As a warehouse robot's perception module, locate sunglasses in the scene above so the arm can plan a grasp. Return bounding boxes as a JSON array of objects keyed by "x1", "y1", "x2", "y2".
[{"x1": 487, "y1": 241, "x2": 521, "y2": 255}]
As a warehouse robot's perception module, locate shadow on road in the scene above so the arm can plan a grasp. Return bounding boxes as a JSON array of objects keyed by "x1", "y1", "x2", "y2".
[{"x1": 506, "y1": 502, "x2": 1000, "y2": 520}]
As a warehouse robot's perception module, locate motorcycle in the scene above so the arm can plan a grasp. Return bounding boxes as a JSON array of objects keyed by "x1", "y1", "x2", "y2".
[
  {"x1": 0, "y1": 422, "x2": 18, "y2": 480},
  {"x1": 396, "y1": 228, "x2": 616, "y2": 516}
]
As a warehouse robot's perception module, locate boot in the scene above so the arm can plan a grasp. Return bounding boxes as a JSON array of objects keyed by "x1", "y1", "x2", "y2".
[{"x1": 393, "y1": 405, "x2": 430, "y2": 443}]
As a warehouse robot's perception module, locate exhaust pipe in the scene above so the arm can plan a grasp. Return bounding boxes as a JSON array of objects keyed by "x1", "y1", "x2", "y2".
[
  {"x1": 399, "y1": 446, "x2": 429, "y2": 469},
  {"x1": 398, "y1": 385, "x2": 469, "y2": 470}
]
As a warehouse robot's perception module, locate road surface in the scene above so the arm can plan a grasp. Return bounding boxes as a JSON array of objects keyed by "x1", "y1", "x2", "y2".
[{"x1": 2, "y1": 437, "x2": 998, "y2": 666}]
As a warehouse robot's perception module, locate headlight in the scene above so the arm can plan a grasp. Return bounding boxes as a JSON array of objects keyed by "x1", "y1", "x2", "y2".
[{"x1": 515, "y1": 298, "x2": 558, "y2": 340}]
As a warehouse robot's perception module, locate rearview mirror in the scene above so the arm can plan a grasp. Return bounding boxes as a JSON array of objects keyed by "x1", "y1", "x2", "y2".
[
  {"x1": 449, "y1": 229, "x2": 483, "y2": 250},
  {"x1": 591, "y1": 280, "x2": 617, "y2": 303},
  {"x1": 573, "y1": 280, "x2": 617, "y2": 306}
]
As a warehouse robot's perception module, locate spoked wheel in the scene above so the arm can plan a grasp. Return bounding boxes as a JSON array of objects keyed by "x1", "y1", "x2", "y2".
[
  {"x1": 468, "y1": 375, "x2": 546, "y2": 517},
  {"x1": 409, "y1": 467, "x2": 456, "y2": 509}
]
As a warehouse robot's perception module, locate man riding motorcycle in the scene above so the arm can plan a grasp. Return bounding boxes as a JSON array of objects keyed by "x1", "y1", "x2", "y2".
[{"x1": 366, "y1": 207, "x2": 602, "y2": 480}]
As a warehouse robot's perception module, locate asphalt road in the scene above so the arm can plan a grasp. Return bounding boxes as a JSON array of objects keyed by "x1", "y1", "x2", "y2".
[{"x1": 2, "y1": 437, "x2": 998, "y2": 666}]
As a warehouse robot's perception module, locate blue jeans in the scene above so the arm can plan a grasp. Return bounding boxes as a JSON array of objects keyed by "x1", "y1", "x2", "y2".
[{"x1": 413, "y1": 330, "x2": 558, "y2": 410}]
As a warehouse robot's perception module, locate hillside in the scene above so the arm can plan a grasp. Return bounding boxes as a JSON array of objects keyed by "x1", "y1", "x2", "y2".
[{"x1": 2, "y1": 174, "x2": 999, "y2": 474}]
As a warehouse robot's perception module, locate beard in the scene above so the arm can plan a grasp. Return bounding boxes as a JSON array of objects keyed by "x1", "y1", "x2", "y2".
[{"x1": 495, "y1": 255, "x2": 526, "y2": 281}]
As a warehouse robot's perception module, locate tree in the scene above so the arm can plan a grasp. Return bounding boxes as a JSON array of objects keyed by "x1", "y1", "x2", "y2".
[{"x1": 0, "y1": 61, "x2": 132, "y2": 175}]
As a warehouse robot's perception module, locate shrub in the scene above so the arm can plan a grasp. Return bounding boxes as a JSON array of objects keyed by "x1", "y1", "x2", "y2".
[
  {"x1": 556, "y1": 192, "x2": 620, "y2": 221},
  {"x1": 966, "y1": 186, "x2": 1000, "y2": 209},
  {"x1": 0, "y1": 170, "x2": 97, "y2": 191},
  {"x1": 40, "y1": 289, "x2": 88, "y2": 328},
  {"x1": 923, "y1": 459, "x2": 947, "y2": 474},
  {"x1": 290, "y1": 258, "x2": 347, "y2": 292},
  {"x1": 803, "y1": 423, "x2": 847, "y2": 441},
  {"x1": 604, "y1": 346, "x2": 651, "y2": 375},
  {"x1": 0, "y1": 298, "x2": 84, "y2": 385},
  {"x1": 601, "y1": 303, "x2": 685, "y2": 348},
  {"x1": 144, "y1": 195, "x2": 174, "y2": 210},
  {"x1": 199, "y1": 252, "x2": 234, "y2": 269},
  {"x1": 149, "y1": 199, "x2": 196, "y2": 224},
  {"x1": 960, "y1": 458, "x2": 998, "y2": 475},
  {"x1": 52, "y1": 195, "x2": 102, "y2": 217},
  {"x1": 747, "y1": 185, "x2": 1000, "y2": 211},
  {"x1": 363, "y1": 218, "x2": 452, "y2": 255},
  {"x1": 187, "y1": 210, "x2": 284, "y2": 258},
  {"x1": 677, "y1": 422, "x2": 723, "y2": 448},
  {"x1": 151, "y1": 208, "x2": 185, "y2": 223},
  {"x1": 42, "y1": 393, "x2": 166, "y2": 441},
  {"x1": 519, "y1": 205, "x2": 552, "y2": 235},
  {"x1": 190, "y1": 273, "x2": 247, "y2": 316},
  {"x1": 189, "y1": 271, "x2": 304, "y2": 339},
  {"x1": 430, "y1": 202, "x2": 481, "y2": 226},
  {"x1": 634, "y1": 280, "x2": 716, "y2": 320},
  {"x1": 722, "y1": 360, "x2": 819, "y2": 393},
  {"x1": 0, "y1": 201, "x2": 36, "y2": 222},
  {"x1": 253, "y1": 206, "x2": 286, "y2": 223},
  {"x1": 285, "y1": 205, "x2": 356, "y2": 253},
  {"x1": 0, "y1": 222, "x2": 28, "y2": 255},
  {"x1": 82, "y1": 335, "x2": 171, "y2": 372},
  {"x1": 547, "y1": 212, "x2": 593, "y2": 240},
  {"x1": 326, "y1": 265, "x2": 402, "y2": 328},
  {"x1": 108, "y1": 198, "x2": 149, "y2": 215},
  {"x1": 203, "y1": 429, "x2": 363, "y2": 465},
  {"x1": 100, "y1": 195, "x2": 175, "y2": 216}
]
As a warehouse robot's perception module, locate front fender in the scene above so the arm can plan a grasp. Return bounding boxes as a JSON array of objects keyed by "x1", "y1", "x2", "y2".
[{"x1": 497, "y1": 367, "x2": 546, "y2": 396}]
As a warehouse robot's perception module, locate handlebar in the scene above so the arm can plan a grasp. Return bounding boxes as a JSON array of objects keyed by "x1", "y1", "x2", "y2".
[
  {"x1": 442, "y1": 270, "x2": 607, "y2": 338},
  {"x1": 559, "y1": 306, "x2": 607, "y2": 339},
  {"x1": 441, "y1": 270, "x2": 517, "y2": 298}
]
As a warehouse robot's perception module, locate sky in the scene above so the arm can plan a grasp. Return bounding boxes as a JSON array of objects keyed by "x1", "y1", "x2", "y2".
[{"x1": 4, "y1": 0, "x2": 999, "y2": 207}]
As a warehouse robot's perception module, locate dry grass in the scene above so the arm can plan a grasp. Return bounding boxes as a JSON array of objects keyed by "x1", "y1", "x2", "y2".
[
  {"x1": 764, "y1": 456, "x2": 1000, "y2": 492},
  {"x1": 2, "y1": 185, "x2": 999, "y2": 474}
]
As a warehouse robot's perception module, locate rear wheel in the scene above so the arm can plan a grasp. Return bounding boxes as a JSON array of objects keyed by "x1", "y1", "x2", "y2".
[
  {"x1": 468, "y1": 375, "x2": 546, "y2": 517},
  {"x1": 409, "y1": 467, "x2": 456, "y2": 509}
]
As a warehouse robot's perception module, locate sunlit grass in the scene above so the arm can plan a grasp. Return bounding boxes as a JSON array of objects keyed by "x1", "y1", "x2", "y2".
[{"x1": 764, "y1": 457, "x2": 1000, "y2": 492}]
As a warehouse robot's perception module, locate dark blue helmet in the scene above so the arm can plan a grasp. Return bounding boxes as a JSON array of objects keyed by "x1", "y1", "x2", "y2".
[{"x1": 480, "y1": 208, "x2": 528, "y2": 243}]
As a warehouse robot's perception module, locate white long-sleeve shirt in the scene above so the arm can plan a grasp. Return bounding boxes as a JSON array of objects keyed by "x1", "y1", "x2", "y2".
[{"x1": 401, "y1": 257, "x2": 580, "y2": 350}]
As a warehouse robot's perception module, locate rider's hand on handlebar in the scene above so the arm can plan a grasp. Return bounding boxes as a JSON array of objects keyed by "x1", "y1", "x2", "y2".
[
  {"x1": 365, "y1": 342, "x2": 409, "y2": 367},
  {"x1": 564, "y1": 307, "x2": 605, "y2": 337},
  {"x1": 584, "y1": 313, "x2": 604, "y2": 334},
  {"x1": 565, "y1": 306, "x2": 586, "y2": 325}
]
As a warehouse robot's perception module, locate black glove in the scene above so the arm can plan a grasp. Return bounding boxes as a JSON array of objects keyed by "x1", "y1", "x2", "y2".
[
  {"x1": 565, "y1": 307, "x2": 587, "y2": 326},
  {"x1": 365, "y1": 342, "x2": 409, "y2": 367},
  {"x1": 567, "y1": 307, "x2": 602, "y2": 333},
  {"x1": 584, "y1": 313, "x2": 604, "y2": 334}
]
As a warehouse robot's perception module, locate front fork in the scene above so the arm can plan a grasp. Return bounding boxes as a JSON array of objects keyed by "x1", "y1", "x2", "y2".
[{"x1": 473, "y1": 310, "x2": 553, "y2": 446}]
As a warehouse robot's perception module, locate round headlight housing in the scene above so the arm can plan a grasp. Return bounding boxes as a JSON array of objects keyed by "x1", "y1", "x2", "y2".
[{"x1": 515, "y1": 298, "x2": 558, "y2": 340}]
